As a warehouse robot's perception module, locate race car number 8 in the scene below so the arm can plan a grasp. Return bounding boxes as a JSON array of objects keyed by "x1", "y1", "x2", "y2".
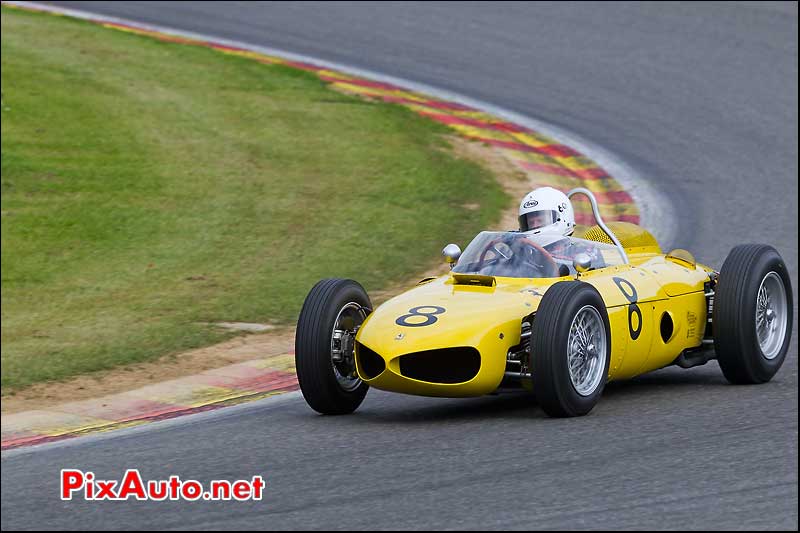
[
  {"x1": 395, "y1": 306, "x2": 446, "y2": 327},
  {"x1": 613, "y1": 277, "x2": 642, "y2": 340}
]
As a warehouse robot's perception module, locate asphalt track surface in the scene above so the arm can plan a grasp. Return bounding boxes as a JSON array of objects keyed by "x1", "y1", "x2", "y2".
[{"x1": 2, "y1": 2, "x2": 797, "y2": 530}]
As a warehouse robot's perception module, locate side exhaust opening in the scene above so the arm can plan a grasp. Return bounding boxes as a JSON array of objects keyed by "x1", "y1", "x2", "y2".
[{"x1": 660, "y1": 312, "x2": 674, "y2": 343}]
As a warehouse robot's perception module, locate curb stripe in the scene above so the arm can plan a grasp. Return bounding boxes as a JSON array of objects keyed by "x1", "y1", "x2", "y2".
[
  {"x1": 463, "y1": 136, "x2": 581, "y2": 157},
  {"x1": 283, "y1": 60, "x2": 328, "y2": 72},
  {"x1": 417, "y1": 111, "x2": 531, "y2": 133},
  {"x1": 517, "y1": 161, "x2": 611, "y2": 180},
  {"x1": 371, "y1": 93, "x2": 477, "y2": 111},
  {"x1": 2, "y1": 380, "x2": 299, "y2": 450},
  {"x1": 318, "y1": 74, "x2": 406, "y2": 92}
]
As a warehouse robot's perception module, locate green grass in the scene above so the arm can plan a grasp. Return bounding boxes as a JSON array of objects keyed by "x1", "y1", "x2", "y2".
[{"x1": 0, "y1": 7, "x2": 507, "y2": 391}]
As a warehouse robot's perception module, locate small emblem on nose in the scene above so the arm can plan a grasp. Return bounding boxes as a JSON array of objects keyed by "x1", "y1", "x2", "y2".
[{"x1": 395, "y1": 333, "x2": 405, "y2": 340}]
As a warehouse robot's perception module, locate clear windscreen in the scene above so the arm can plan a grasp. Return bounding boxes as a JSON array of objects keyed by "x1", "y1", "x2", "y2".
[{"x1": 452, "y1": 231, "x2": 624, "y2": 279}]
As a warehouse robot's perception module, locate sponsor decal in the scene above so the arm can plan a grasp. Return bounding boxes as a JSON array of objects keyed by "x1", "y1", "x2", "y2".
[
  {"x1": 523, "y1": 199, "x2": 539, "y2": 209},
  {"x1": 686, "y1": 311, "x2": 697, "y2": 339}
]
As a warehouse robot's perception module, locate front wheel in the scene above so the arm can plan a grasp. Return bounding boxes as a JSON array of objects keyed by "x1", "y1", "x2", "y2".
[
  {"x1": 714, "y1": 244, "x2": 793, "y2": 384},
  {"x1": 295, "y1": 278, "x2": 371, "y2": 414},
  {"x1": 531, "y1": 281, "x2": 611, "y2": 417}
]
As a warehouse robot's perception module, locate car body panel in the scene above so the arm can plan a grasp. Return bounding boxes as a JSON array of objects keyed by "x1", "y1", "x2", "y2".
[
  {"x1": 355, "y1": 275, "x2": 540, "y2": 397},
  {"x1": 354, "y1": 227, "x2": 714, "y2": 398}
]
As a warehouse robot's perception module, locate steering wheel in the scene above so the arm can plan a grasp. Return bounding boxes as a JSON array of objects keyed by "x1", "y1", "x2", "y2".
[{"x1": 477, "y1": 236, "x2": 559, "y2": 277}]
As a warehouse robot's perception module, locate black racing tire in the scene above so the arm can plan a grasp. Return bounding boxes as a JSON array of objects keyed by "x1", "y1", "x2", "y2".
[
  {"x1": 531, "y1": 281, "x2": 611, "y2": 417},
  {"x1": 295, "y1": 278, "x2": 371, "y2": 414},
  {"x1": 714, "y1": 244, "x2": 793, "y2": 384}
]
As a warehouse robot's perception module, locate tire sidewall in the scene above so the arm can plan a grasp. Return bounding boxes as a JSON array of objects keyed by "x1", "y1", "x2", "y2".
[
  {"x1": 532, "y1": 282, "x2": 611, "y2": 417},
  {"x1": 557, "y1": 289, "x2": 611, "y2": 415},
  {"x1": 295, "y1": 279, "x2": 371, "y2": 414},
  {"x1": 723, "y1": 249, "x2": 793, "y2": 382}
]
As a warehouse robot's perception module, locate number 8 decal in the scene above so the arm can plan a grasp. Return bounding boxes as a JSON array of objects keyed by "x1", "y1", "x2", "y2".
[
  {"x1": 613, "y1": 277, "x2": 642, "y2": 340},
  {"x1": 396, "y1": 306, "x2": 446, "y2": 327}
]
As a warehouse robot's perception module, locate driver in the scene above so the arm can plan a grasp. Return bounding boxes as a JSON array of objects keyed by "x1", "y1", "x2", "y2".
[
  {"x1": 518, "y1": 186, "x2": 575, "y2": 237},
  {"x1": 518, "y1": 187, "x2": 601, "y2": 272}
]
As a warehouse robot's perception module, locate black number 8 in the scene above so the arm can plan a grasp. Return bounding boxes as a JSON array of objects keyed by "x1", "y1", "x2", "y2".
[
  {"x1": 395, "y1": 306, "x2": 446, "y2": 327},
  {"x1": 613, "y1": 277, "x2": 642, "y2": 340}
]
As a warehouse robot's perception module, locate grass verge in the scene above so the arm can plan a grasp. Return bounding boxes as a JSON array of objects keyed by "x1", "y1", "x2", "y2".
[{"x1": 0, "y1": 7, "x2": 507, "y2": 391}]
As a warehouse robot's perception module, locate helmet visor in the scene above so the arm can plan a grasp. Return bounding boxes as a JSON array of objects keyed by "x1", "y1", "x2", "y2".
[{"x1": 519, "y1": 210, "x2": 558, "y2": 232}]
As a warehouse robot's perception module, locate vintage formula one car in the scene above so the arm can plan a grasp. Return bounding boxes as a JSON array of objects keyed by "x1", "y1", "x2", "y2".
[{"x1": 295, "y1": 188, "x2": 793, "y2": 417}]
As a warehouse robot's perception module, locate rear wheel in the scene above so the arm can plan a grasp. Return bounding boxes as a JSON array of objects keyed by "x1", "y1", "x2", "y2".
[
  {"x1": 714, "y1": 244, "x2": 793, "y2": 384},
  {"x1": 295, "y1": 278, "x2": 371, "y2": 414},
  {"x1": 531, "y1": 281, "x2": 611, "y2": 417}
]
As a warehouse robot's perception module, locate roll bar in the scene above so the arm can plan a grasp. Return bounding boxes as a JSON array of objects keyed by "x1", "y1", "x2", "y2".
[{"x1": 567, "y1": 188, "x2": 630, "y2": 265}]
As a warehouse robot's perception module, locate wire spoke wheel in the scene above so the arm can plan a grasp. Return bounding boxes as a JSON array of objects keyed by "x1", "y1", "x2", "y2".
[
  {"x1": 755, "y1": 272, "x2": 788, "y2": 360},
  {"x1": 567, "y1": 305, "x2": 607, "y2": 396}
]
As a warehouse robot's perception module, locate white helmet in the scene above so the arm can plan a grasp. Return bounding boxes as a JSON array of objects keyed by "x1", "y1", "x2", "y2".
[{"x1": 518, "y1": 186, "x2": 575, "y2": 236}]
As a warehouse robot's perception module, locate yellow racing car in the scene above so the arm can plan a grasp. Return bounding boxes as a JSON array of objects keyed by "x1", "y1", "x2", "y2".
[{"x1": 295, "y1": 189, "x2": 793, "y2": 417}]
